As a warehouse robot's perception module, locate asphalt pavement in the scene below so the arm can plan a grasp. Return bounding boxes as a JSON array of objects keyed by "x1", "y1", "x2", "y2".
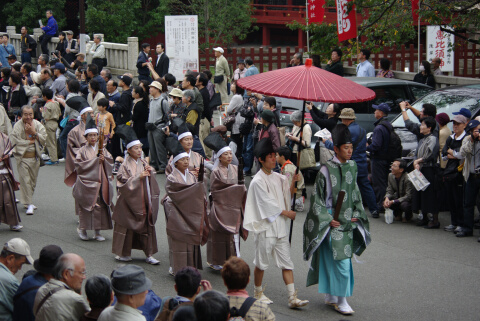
[{"x1": 2, "y1": 158, "x2": 480, "y2": 321}]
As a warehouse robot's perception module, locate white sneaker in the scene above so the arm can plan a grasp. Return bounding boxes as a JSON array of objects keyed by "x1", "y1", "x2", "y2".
[
  {"x1": 41, "y1": 154, "x2": 50, "y2": 161},
  {"x1": 254, "y1": 285, "x2": 273, "y2": 304},
  {"x1": 115, "y1": 255, "x2": 132, "y2": 262},
  {"x1": 77, "y1": 228, "x2": 88, "y2": 241},
  {"x1": 94, "y1": 234, "x2": 105, "y2": 241},
  {"x1": 24, "y1": 204, "x2": 37, "y2": 209},
  {"x1": 58, "y1": 158, "x2": 65, "y2": 163},
  {"x1": 15, "y1": 199, "x2": 19, "y2": 203},
  {"x1": 169, "y1": 267, "x2": 175, "y2": 276},
  {"x1": 10, "y1": 225, "x2": 23, "y2": 231},
  {"x1": 288, "y1": 290, "x2": 309, "y2": 308},
  {"x1": 26, "y1": 205, "x2": 35, "y2": 215},
  {"x1": 146, "y1": 256, "x2": 160, "y2": 265}
]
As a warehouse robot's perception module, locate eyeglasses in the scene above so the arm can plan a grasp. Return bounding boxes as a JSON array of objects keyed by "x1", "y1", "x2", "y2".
[{"x1": 68, "y1": 268, "x2": 87, "y2": 275}]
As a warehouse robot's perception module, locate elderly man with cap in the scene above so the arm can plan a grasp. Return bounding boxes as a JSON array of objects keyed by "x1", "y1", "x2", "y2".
[
  {"x1": 64, "y1": 30, "x2": 78, "y2": 64},
  {"x1": 50, "y1": 62, "x2": 68, "y2": 97},
  {"x1": 366, "y1": 103, "x2": 394, "y2": 217},
  {"x1": 13, "y1": 245, "x2": 63, "y2": 321},
  {"x1": 323, "y1": 108, "x2": 379, "y2": 217},
  {"x1": 0, "y1": 238, "x2": 34, "y2": 321},
  {"x1": 233, "y1": 59, "x2": 246, "y2": 81},
  {"x1": 109, "y1": 74, "x2": 133, "y2": 158},
  {"x1": 213, "y1": 47, "x2": 230, "y2": 104},
  {"x1": 168, "y1": 88, "x2": 185, "y2": 121},
  {"x1": 34, "y1": 253, "x2": 89, "y2": 321},
  {"x1": 458, "y1": 119, "x2": 480, "y2": 240},
  {"x1": 98, "y1": 265, "x2": 151, "y2": 321},
  {"x1": 243, "y1": 138, "x2": 309, "y2": 309},
  {"x1": 10, "y1": 106, "x2": 47, "y2": 215}
]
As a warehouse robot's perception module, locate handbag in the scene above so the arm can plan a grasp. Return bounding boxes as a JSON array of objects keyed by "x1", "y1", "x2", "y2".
[
  {"x1": 59, "y1": 117, "x2": 68, "y2": 129},
  {"x1": 145, "y1": 122, "x2": 157, "y2": 131},
  {"x1": 239, "y1": 122, "x2": 252, "y2": 135},
  {"x1": 214, "y1": 75, "x2": 224, "y2": 84},
  {"x1": 223, "y1": 113, "x2": 236, "y2": 131},
  {"x1": 209, "y1": 92, "x2": 222, "y2": 109},
  {"x1": 298, "y1": 148, "x2": 316, "y2": 169}
]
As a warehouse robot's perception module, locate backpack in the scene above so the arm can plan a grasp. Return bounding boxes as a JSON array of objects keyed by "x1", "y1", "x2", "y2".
[
  {"x1": 155, "y1": 297, "x2": 193, "y2": 321},
  {"x1": 379, "y1": 121, "x2": 402, "y2": 160},
  {"x1": 228, "y1": 297, "x2": 256, "y2": 321}
]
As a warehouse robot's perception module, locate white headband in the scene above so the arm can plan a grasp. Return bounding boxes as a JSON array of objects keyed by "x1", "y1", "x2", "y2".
[
  {"x1": 126, "y1": 140, "x2": 142, "y2": 149},
  {"x1": 80, "y1": 107, "x2": 93, "y2": 115},
  {"x1": 178, "y1": 132, "x2": 192, "y2": 141},
  {"x1": 216, "y1": 146, "x2": 231, "y2": 159},
  {"x1": 173, "y1": 152, "x2": 189, "y2": 164},
  {"x1": 84, "y1": 128, "x2": 98, "y2": 135}
]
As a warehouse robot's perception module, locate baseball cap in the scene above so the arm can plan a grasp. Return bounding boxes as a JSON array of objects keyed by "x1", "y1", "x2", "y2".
[
  {"x1": 54, "y1": 62, "x2": 65, "y2": 70},
  {"x1": 213, "y1": 47, "x2": 224, "y2": 54},
  {"x1": 118, "y1": 75, "x2": 132, "y2": 86},
  {"x1": 4, "y1": 238, "x2": 34, "y2": 264},
  {"x1": 372, "y1": 103, "x2": 391, "y2": 114},
  {"x1": 465, "y1": 119, "x2": 480, "y2": 133},
  {"x1": 451, "y1": 115, "x2": 468, "y2": 124},
  {"x1": 452, "y1": 108, "x2": 472, "y2": 119}
]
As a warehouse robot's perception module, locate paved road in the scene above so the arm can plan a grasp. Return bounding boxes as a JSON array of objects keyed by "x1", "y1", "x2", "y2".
[{"x1": 2, "y1": 161, "x2": 480, "y2": 321}]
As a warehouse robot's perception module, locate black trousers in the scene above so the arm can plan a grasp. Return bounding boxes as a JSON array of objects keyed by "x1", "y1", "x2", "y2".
[
  {"x1": 92, "y1": 58, "x2": 104, "y2": 73},
  {"x1": 445, "y1": 174, "x2": 464, "y2": 227},
  {"x1": 371, "y1": 158, "x2": 390, "y2": 209},
  {"x1": 40, "y1": 34, "x2": 53, "y2": 55},
  {"x1": 391, "y1": 200, "x2": 412, "y2": 220}
]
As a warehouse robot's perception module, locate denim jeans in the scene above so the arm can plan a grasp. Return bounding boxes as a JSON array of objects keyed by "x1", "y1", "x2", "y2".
[
  {"x1": 59, "y1": 120, "x2": 78, "y2": 156},
  {"x1": 357, "y1": 164, "x2": 378, "y2": 213},
  {"x1": 242, "y1": 132, "x2": 254, "y2": 172},
  {"x1": 21, "y1": 52, "x2": 31, "y2": 63}
]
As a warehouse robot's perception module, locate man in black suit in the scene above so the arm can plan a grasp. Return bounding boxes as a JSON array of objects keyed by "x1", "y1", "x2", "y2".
[
  {"x1": 154, "y1": 43, "x2": 169, "y2": 78},
  {"x1": 137, "y1": 43, "x2": 152, "y2": 83}
]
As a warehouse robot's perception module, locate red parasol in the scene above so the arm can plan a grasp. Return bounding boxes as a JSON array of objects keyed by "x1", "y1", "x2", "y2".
[{"x1": 237, "y1": 58, "x2": 375, "y2": 103}]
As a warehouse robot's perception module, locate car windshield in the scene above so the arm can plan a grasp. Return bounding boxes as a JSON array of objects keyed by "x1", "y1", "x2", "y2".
[{"x1": 392, "y1": 90, "x2": 480, "y2": 127}]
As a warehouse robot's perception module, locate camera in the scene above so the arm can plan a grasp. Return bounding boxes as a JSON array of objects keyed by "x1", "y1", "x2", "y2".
[{"x1": 475, "y1": 167, "x2": 480, "y2": 174}]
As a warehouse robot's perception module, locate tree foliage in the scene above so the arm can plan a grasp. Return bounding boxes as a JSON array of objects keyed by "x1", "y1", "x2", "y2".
[
  {"x1": 85, "y1": 0, "x2": 171, "y2": 43},
  {"x1": 173, "y1": 0, "x2": 256, "y2": 50},
  {"x1": 289, "y1": 0, "x2": 480, "y2": 61},
  {"x1": 3, "y1": 0, "x2": 67, "y2": 33}
]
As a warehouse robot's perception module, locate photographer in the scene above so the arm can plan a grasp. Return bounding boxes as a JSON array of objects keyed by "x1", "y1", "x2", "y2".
[
  {"x1": 51, "y1": 51, "x2": 77, "y2": 80},
  {"x1": 239, "y1": 91, "x2": 258, "y2": 175},
  {"x1": 458, "y1": 120, "x2": 480, "y2": 240}
]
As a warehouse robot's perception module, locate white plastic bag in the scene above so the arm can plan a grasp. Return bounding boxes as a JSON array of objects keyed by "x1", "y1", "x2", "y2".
[{"x1": 385, "y1": 208, "x2": 394, "y2": 224}]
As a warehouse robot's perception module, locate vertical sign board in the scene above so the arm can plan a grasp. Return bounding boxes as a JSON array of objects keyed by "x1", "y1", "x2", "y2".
[
  {"x1": 165, "y1": 15, "x2": 199, "y2": 82},
  {"x1": 427, "y1": 25, "x2": 454, "y2": 72}
]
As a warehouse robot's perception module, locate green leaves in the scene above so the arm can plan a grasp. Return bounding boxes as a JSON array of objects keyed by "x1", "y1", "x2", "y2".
[{"x1": 3, "y1": 0, "x2": 67, "y2": 32}]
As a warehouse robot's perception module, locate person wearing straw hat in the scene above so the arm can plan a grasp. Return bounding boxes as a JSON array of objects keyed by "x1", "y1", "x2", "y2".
[
  {"x1": 163, "y1": 136, "x2": 208, "y2": 276},
  {"x1": 13, "y1": 245, "x2": 63, "y2": 321},
  {"x1": 73, "y1": 115, "x2": 114, "y2": 241},
  {"x1": 0, "y1": 238, "x2": 34, "y2": 321},
  {"x1": 147, "y1": 80, "x2": 169, "y2": 174},
  {"x1": 203, "y1": 131, "x2": 247, "y2": 271},
  {"x1": 213, "y1": 47, "x2": 230, "y2": 104},
  {"x1": 303, "y1": 124, "x2": 370, "y2": 315},
  {"x1": 112, "y1": 125, "x2": 161, "y2": 265},
  {"x1": 98, "y1": 265, "x2": 151, "y2": 321}
]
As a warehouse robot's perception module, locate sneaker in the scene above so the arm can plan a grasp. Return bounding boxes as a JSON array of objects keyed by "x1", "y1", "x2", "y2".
[
  {"x1": 94, "y1": 234, "x2": 105, "y2": 241},
  {"x1": 24, "y1": 204, "x2": 37, "y2": 209},
  {"x1": 454, "y1": 226, "x2": 462, "y2": 234},
  {"x1": 77, "y1": 228, "x2": 88, "y2": 241},
  {"x1": 146, "y1": 256, "x2": 160, "y2": 265},
  {"x1": 41, "y1": 154, "x2": 50, "y2": 161},
  {"x1": 115, "y1": 255, "x2": 132, "y2": 262},
  {"x1": 58, "y1": 158, "x2": 65, "y2": 163},
  {"x1": 169, "y1": 267, "x2": 175, "y2": 276},
  {"x1": 10, "y1": 225, "x2": 23, "y2": 231},
  {"x1": 113, "y1": 161, "x2": 121, "y2": 175},
  {"x1": 45, "y1": 160, "x2": 59, "y2": 165},
  {"x1": 444, "y1": 224, "x2": 456, "y2": 232},
  {"x1": 288, "y1": 290, "x2": 309, "y2": 308},
  {"x1": 26, "y1": 204, "x2": 35, "y2": 215},
  {"x1": 207, "y1": 262, "x2": 223, "y2": 270},
  {"x1": 15, "y1": 199, "x2": 19, "y2": 203},
  {"x1": 254, "y1": 285, "x2": 273, "y2": 304}
]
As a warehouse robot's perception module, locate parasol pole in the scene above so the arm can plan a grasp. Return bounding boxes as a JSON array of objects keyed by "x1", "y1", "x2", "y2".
[{"x1": 289, "y1": 99, "x2": 306, "y2": 245}]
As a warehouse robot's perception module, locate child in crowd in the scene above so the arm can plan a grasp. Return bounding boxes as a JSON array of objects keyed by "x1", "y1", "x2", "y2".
[
  {"x1": 95, "y1": 98, "x2": 116, "y2": 142},
  {"x1": 41, "y1": 88, "x2": 61, "y2": 165},
  {"x1": 276, "y1": 146, "x2": 305, "y2": 211}
]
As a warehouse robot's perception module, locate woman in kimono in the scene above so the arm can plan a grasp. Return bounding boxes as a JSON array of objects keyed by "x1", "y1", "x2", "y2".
[
  {"x1": 165, "y1": 123, "x2": 203, "y2": 177},
  {"x1": 303, "y1": 124, "x2": 370, "y2": 315},
  {"x1": 162, "y1": 137, "x2": 208, "y2": 276},
  {"x1": 203, "y1": 131, "x2": 247, "y2": 270},
  {"x1": 111, "y1": 125, "x2": 161, "y2": 265},
  {"x1": 0, "y1": 132, "x2": 21, "y2": 231},
  {"x1": 73, "y1": 116, "x2": 114, "y2": 241}
]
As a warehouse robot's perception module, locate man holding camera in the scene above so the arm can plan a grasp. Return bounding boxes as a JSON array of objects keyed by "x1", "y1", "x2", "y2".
[{"x1": 459, "y1": 120, "x2": 480, "y2": 241}]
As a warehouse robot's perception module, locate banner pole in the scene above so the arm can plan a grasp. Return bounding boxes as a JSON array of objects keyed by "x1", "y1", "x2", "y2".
[
  {"x1": 417, "y1": 1, "x2": 421, "y2": 70},
  {"x1": 306, "y1": 0, "x2": 310, "y2": 53}
]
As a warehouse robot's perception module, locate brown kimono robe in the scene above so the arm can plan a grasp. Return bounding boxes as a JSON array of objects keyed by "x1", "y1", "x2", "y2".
[
  {"x1": 0, "y1": 133, "x2": 20, "y2": 226},
  {"x1": 162, "y1": 168, "x2": 208, "y2": 274},
  {"x1": 207, "y1": 164, "x2": 247, "y2": 266},
  {"x1": 165, "y1": 150, "x2": 203, "y2": 176},
  {"x1": 73, "y1": 144, "x2": 114, "y2": 231},
  {"x1": 65, "y1": 121, "x2": 86, "y2": 186},
  {"x1": 112, "y1": 156, "x2": 160, "y2": 257}
]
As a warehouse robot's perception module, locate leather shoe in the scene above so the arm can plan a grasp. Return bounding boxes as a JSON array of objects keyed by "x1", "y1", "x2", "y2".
[
  {"x1": 424, "y1": 222, "x2": 440, "y2": 229},
  {"x1": 416, "y1": 220, "x2": 428, "y2": 226},
  {"x1": 456, "y1": 230, "x2": 473, "y2": 237},
  {"x1": 371, "y1": 211, "x2": 379, "y2": 218},
  {"x1": 478, "y1": 237, "x2": 480, "y2": 243}
]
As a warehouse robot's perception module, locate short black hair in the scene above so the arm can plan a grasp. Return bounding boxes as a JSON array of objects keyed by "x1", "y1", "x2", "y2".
[
  {"x1": 235, "y1": 83, "x2": 245, "y2": 96},
  {"x1": 1, "y1": 67, "x2": 11, "y2": 78},
  {"x1": 97, "y1": 97, "x2": 109, "y2": 107},
  {"x1": 422, "y1": 103, "x2": 437, "y2": 117},
  {"x1": 197, "y1": 73, "x2": 208, "y2": 87},
  {"x1": 88, "y1": 64, "x2": 98, "y2": 75},
  {"x1": 157, "y1": 43, "x2": 165, "y2": 50},
  {"x1": 89, "y1": 79, "x2": 100, "y2": 92},
  {"x1": 184, "y1": 74, "x2": 196, "y2": 87},
  {"x1": 109, "y1": 80, "x2": 118, "y2": 88},
  {"x1": 380, "y1": 58, "x2": 390, "y2": 71},
  {"x1": 202, "y1": 69, "x2": 212, "y2": 80},
  {"x1": 67, "y1": 79, "x2": 80, "y2": 93},
  {"x1": 3, "y1": 34, "x2": 9, "y2": 40},
  {"x1": 141, "y1": 43, "x2": 150, "y2": 49},
  {"x1": 12, "y1": 63, "x2": 21, "y2": 72},
  {"x1": 394, "y1": 158, "x2": 407, "y2": 170},
  {"x1": 164, "y1": 73, "x2": 176, "y2": 86},
  {"x1": 264, "y1": 96, "x2": 276, "y2": 108},
  {"x1": 10, "y1": 71, "x2": 22, "y2": 85},
  {"x1": 22, "y1": 63, "x2": 32, "y2": 73},
  {"x1": 194, "y1": 290, "x2": 230, "y2": 321},
  {"x1": 361, "y1": 49, "x2": 371, "y2": 60},
  {"x1": 42, "y1": 88, "x2": 54, "y2": 100},
  {"x1": 85, "y1": 275, "x2": 111, "y2": 309},
  {"x1": 276, "y1": 146, "x2": 292, "y2": 161},
  {"x1": 422, "y1": 116, "x2": 436, "y2": 131},
  {"x1": 175, "y1": 267, "x2": 201, "y2": 298},
  {"x1": 244, "y1": 57, "x2": 254, "y2": 66},
  {"x1": 332, "y1": 48, "x2": 343, "y2": 58},
  {"x1": 58, "y1": 32, "x2": 66, "y2": 38}
]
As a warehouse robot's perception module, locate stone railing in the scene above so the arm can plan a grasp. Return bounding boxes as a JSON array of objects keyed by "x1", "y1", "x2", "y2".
[{"x1": 4, "y1": 26, "x2": 138, "y2": 76}]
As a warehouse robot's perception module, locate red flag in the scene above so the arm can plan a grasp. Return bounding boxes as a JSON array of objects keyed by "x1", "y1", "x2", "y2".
[
  {"x1": 336, "y1": 0, "x2": 357, "y2": 42},
  {"x1": 308, "y1": 0, "x2": 325, "y2": 24},
  {"x1": 411, "y1": 0, "x2": 419, "y2": 21}
]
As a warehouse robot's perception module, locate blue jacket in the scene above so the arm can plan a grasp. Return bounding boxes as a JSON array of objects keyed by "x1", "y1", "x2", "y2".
[
  {"x1": 0, "y1": 44, "x2": 16, "y2": 67},
  {"x1": 12, "y1": 273, "x2": 48, "y2": 321},
  {"x1": 42, "y1": 16, "x2": 58, "y2": 36},
  {"x1": 243, "y1": 65, "x2": 259, "y2": 98},
  {"x1": 366, "y1": 117, "x2": 391, "y2": 159},
  {"x1": 136, "y1": 51, "x2": 150, "y2": 76},
  {"x1": 325, "y1": 121, "x2": 367, "y2": 171}
]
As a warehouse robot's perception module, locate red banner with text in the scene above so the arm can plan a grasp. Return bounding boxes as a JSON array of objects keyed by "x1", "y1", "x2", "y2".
[
  {"x1": 411, "y1": 0, "x2": 419, "y2": 22},
  {"x1": 336, "y1": 0, "x2": 357, "y2": 42},
  {"x1": 308, "y1": 0, "x2": 325, "y2": 24}
]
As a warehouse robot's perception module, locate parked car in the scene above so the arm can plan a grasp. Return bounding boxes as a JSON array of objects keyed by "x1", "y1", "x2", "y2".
[
  {"x1": 392, "y1": 84, "x2": 480, "y2": 156},
  {"x1": 279, "y1": 77, "x2": 433, "y2": 133}
]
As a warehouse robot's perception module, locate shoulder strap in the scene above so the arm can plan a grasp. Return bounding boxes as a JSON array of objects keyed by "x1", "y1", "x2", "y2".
[
  {"x1": 238, "y1": 297, "x2": 256, "y2": 317},
  {"x1": 35, "y1": 285, "x2": 66, "y2": 315},
  {"x1": 353, "y1": 127, "x2": 366, "y2": 150}
]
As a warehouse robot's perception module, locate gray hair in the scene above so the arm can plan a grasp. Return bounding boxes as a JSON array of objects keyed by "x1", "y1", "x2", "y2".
[
  {"x1": 290, "y1": 110, "x2": 304, "y2": 122},
  {"x1": 85, "y1": 274, "x2": 111, "y2": 309},
  {"x1": 94, "y1": 35, "x2": 102, "y2": 41},
  {"x1": 53, "y1": 254, "x2": 75, "y2": 280},
  {"x1": 101, "y1": 68, "x2": 112, "y2": 80},
  {"x1": 21, "y1": 105, "x2": 34, "y2": 115},
  {"x1": 183, "y1": 89, "x2": 195, "y2": 102},
  {"x1": 84, "y1": 35, "x2": 90, "y2": 42}
]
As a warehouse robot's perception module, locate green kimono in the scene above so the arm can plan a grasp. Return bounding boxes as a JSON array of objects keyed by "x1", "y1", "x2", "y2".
[{"x1": 303, "y1": 159, "x2": 370, "y2": 288}]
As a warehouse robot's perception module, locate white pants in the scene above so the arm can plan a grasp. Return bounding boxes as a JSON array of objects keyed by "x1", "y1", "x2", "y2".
[{"x1": 254, "y1": 231, "x2": 294, "y2": 270}]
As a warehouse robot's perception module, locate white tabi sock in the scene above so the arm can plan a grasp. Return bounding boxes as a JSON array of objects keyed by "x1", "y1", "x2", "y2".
[
  {"x1": 254, "y1": 285, "x2": 263, "y2": 293},
  {"x1": 234, "y1": 234, "x2": 241, "y2": 257},
  {"x1": 286, "y1": 283, "x2": 295, "y2": 296}
]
